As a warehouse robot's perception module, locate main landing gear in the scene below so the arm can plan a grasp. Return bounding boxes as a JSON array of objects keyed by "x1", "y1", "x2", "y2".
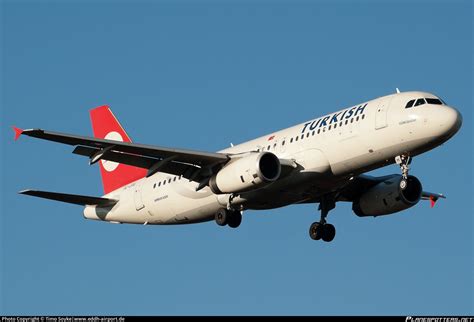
[
  {"x1": 309, "y1": 195, "x2": 336, "y2": 242},
  {"x1": 215, "y1": 208, "x2": 242, "y2": 228},
  {"x1": 395, "y1": 154, "x2": 412, "y2": 190}
]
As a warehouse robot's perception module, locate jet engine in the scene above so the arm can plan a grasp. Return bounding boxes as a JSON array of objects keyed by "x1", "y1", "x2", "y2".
[
  {"x1": 209, "y1": 152, "x2": 281, "y2": 194},
  {"x1": 352, "y1": 175, "x2": 422, "y2": 217}
]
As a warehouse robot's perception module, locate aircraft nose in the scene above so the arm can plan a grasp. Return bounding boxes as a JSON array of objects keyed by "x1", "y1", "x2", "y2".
[{"x1": 439, "y1": 106, "x2": 462, "y2": 137}]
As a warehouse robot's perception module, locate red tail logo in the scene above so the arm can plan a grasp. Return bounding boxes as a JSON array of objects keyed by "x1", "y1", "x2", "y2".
[{"x1": 90, "y1": 105, "x2": 146, "y2": 194}]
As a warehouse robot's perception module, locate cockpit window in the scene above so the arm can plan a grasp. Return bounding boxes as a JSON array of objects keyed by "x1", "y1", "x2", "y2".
[
  {"x1": 405, "y1": 100, "x2": 415, "y2": 108},
  {"x1": 426, "y1": 98, "x2": 443, "y2": 105},
  {"x1": 414, "y1": 98, "x2": 426, "y2": 107}
]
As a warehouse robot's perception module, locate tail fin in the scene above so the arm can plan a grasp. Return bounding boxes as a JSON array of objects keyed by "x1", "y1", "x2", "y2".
[{"x1": 90, "y1": 105, "x2": 147, "y2": 194}]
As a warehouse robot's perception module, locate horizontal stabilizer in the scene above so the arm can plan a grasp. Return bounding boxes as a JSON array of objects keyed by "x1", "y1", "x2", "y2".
[{"x1": 19, "y1": 190, "x2": 118, "y2": 206}]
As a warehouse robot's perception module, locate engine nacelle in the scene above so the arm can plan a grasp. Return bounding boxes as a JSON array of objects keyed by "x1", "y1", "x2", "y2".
[
  {"x1": 352, "y1": 175, "x2": 422, "y2": 217},
  {"x1": 209, "y1": 152, "x2": 281, "y2": 194}
]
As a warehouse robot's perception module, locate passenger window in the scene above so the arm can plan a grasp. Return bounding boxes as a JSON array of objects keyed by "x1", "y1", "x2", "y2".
[
  {"x1": 328, "y1": 125, "x2": 331, "y2": 130},
  {"x1": 323, "y1": 127, "x2": 326, "y2": 132},
  {"x1": 174, "y1": 177, "x2": 176, "y2": 182},
  {"x1": 351, "y1": 118, "x2": 354, "y2": 123},
  {"x1": 290, "y1": 138, "x2": 293, "y2": 143},
  {"x1": 306, "y1": 133, "x2": 310, "y2": 138},
  {"x1": 296, "y1": 136, "x2": 299, "y2": 141},
  {"x1": 414, "y1": 98, "x2": 426, "y2": 107},
  {"x1": 339, "y1": 122, "x2": 342, "y2": 127},
  {"x1": 362, "y1": 115, "x2": 365, "y2": 120},
  {"x1": 317, "y1": 129, "x2": 321, "y2": 134},
  {"x1": 282, "y1": 140, "x2": 285, "y2": 146},
  {"x1": 273, "y1": 143, "x2": 277, "y2": 149},
  {"x1": 426, "y1": 98, "x2": 443, "y2": 105},
  {"x1": 356, "y1": 116, "x2": 359, "y2": 121},
  {"x1": 301, "y1": 134, "x2": 304, "y2": 139},
  {"x1": 267, "y1": 145, "x2": 270, "y2": 150},
  {"x1": 334, "y1": 124, "x2": 337, "y2": 128},
  {"x1": 312, "y1": 131, "x2": 315, "y2": 136},
  {"x1": 405, "y1": 100, "x2": 415, "y2": 108},
  {"x1": 158, "y1": 182, "x2": 161, "y2": 187},
  {"x1": 345, "y1": 120, "x2": 348, "y2": 125},
  {"x1": 153, "y1": 183, "x2": 156, "y2": 189},
  {"x1": 163, "y1": 180, "x2": 166, "y2": 185}
]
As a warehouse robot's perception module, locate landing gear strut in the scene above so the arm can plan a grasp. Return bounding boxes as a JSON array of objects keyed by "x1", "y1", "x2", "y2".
[
  {"x1": 395, "y1": 154, "x2": 411, "y2": 190},
  {"x1": 309, "y1": 195, "x2": 336, "y2": 242},
  {"x1": 215, "y1": 208, "x2": 242, "y2": 229}
]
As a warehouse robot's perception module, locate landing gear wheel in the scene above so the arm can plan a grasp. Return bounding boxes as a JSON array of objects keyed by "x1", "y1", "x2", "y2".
[
  {"x1": 309, "y1": 195, "x2": 337, "y2": 242},
  {"x1": 399, "y1": 179, "x2": 407, "y2": 190},
  {"x1": 309, "y1": 222, "x2": 323, "y2": 240},
  {"x1": 321, "y1": 224, "x2": 336, "y2": 242},
  {"x1": 215, "y1": 208, "x2": 228, "y2": 226},
  {"x1": 228, "y1": 211, "x2": 242, "y2": 228}
]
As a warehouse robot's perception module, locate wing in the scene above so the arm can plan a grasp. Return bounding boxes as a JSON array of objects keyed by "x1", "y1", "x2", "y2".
[
  {"x1": 21, "y1": 128, "x2": 228, "y2": 165},
  {"x1": 336, "y1": 174, "x2": 397, "y2": 201},
  {"x1": 16, "y1": 128, "x2": 300, "y2": 190},
  {"x1": 421, "y1": 191, "x2": 446, "y2": 207},
  {"x1": 18, "y1": 128, "x2": 230, "y2": 181}
]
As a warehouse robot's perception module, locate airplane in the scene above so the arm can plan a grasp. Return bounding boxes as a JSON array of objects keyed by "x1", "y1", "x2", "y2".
[{"x1": 13, "y1": 90, "x2": 462, "y2": 242}]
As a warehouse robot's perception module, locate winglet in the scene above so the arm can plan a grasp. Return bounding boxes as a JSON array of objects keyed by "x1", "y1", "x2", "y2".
[
  {"x1": 430, "y1": 196, "x2": 436, "y2": 208},
  {"x1": 422, "y1": 191, "x2": 446, "y2": 208},
  {"x1": 12, "y1": 126, "x2": 23, "y2": 141}
]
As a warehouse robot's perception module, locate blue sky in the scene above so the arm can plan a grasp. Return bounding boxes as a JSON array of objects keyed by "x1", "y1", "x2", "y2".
[{"x1": 1, "y1": 0, "x2": 472, "y2": 316}]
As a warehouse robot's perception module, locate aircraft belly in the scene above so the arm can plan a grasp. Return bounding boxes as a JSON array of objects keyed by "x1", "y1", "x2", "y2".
[{"x1": 241, "y1": 171, "x2": 340, "y2": 210}]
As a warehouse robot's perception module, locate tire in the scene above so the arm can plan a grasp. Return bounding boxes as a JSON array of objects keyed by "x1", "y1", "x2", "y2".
[
  {"x1": 228, "y1": 211, "x2": 242, "y2": 228},
  {"x1": 309, "y1": 222, "x2": 323, "y2": 240},
  {"x1": 215, "y1": 208, "x2": 228, "y2": 226},
  {"x1": 400, "y1": 179, "x2": 407, "y2": 190},
  {"x1": 321, "y1": 224, "x2": 336, "y2": 242}
]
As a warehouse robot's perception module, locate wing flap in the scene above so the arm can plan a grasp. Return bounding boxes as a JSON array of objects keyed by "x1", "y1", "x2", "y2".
[
  {"x1": 19, "y1": 190, "x2": 118, "y2": 206},
  {"x1": 72, "y1": 145, "x2": 201, "y2": 179},
  {"x1": 72, "y1": 145, "x2": 155, "y2": 169}
]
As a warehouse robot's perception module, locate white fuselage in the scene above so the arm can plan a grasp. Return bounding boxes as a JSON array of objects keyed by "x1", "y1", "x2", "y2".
[{"x1": 83, "y1": 91, "x2": 462, "y2": 224}]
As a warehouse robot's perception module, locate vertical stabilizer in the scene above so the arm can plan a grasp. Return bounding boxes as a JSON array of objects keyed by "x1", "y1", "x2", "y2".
[{"x1": 90, "y1": 105, "x2": 146, "y2": 194}]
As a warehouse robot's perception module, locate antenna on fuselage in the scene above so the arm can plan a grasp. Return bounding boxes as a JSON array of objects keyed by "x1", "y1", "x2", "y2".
[{"x1": 396, "y1": 88, "x2": 401, "y2": 94}]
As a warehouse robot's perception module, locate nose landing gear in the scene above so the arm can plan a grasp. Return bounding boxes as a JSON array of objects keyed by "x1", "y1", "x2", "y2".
[
  {"x1": 309, "y1": 195, "x2": 336, "y2": 242},
  {"x1": 395, "y1": 154, "x2": 412, "y2": 190}
]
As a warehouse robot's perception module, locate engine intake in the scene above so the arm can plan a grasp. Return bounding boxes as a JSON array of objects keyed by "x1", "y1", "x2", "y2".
[
  {"x1": 353, "y1": 175, "x2": 422, "y2": 217},
  {"x1": 209, "y1": 152, "x2": 281, "y2": 194}
]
